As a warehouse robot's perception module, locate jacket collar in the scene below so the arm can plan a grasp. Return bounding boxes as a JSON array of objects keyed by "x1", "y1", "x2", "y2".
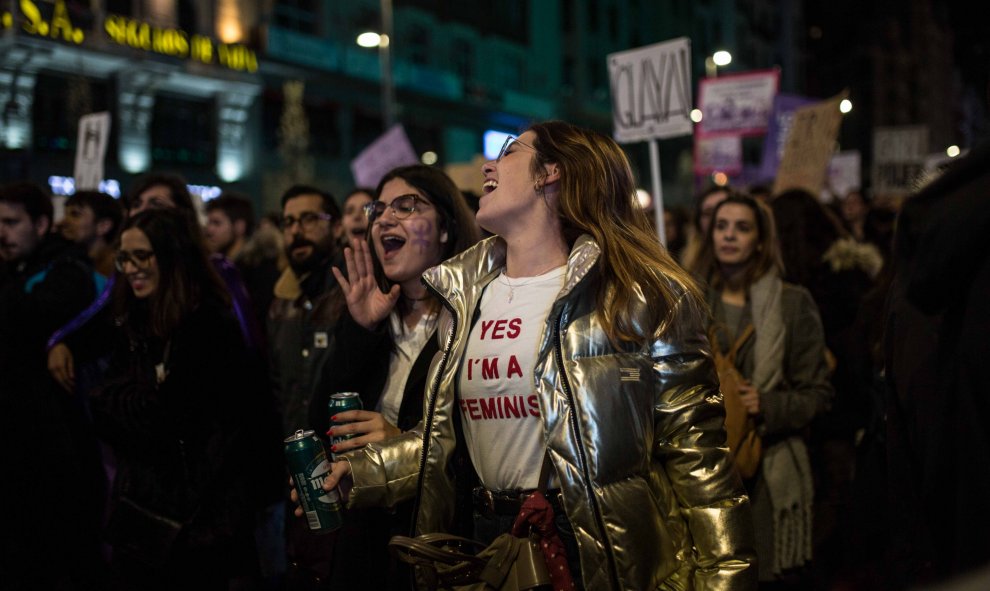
[{"x1": 422, "y1": 233, "x2": 601, "y2": 311}]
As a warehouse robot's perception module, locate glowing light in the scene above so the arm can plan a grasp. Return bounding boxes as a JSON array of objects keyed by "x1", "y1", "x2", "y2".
[
  {"x1": 713, "y1": 172, "x2": 729, "y2": 186},
  {"x1": 839, "y1": 99, "x2": 853, "y2": 114},
  {"x1": 712, "y1": 51, "x2": 732, "y2": 66},
  {"x1": 483, "y1": 130, "x2": 513, "y2": 160},
  {"x1": 120, "y1": 145, "x2": 150, "y2": 173},
  {"x1": 946, "y1": 145, "x2": 961, "y2": 158},
  {"x1": 357, "y1": 32, "x2": 382, "y2": 48},
  {"x1": 635, "y1": 189, "x2": 652, "y2": 209},
  {"x1": 48, "y1": 176, "x2": 122, "y2": 198},
  {"x1": 421, "y1": 151, "x2": 438, "y2": 165},
  {"x1": 690, "y1": 109, "x2": 703, "y2": 123},
  {"x1": 218, "y1": 156, "x2": 243, "y2": 182}
]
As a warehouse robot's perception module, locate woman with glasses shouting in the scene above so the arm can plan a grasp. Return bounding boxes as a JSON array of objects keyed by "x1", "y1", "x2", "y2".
[
  {"x1": 91, "y1": 209, "x2": 276, "y2": 589},
  {"x1": 303, "y1": 123, "x2": 756, "y2": 589},
  {"x1": 306, "y1": 165, "x2": 479, "y2": 590}
]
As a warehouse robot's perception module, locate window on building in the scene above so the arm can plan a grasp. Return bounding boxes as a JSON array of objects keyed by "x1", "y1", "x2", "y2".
[
  {"x1": 32, "y1": 72, "x2": 110, "y2": 154},
  {"x1": 452, "y1": 38, "x2": 474, "y2": 80},
  {"x1": 151, "y1": 93, "x2": 214, "y2": 168},
  {"x1": 407, "y1": 24, "x2": 430, "y2": 65},
  {"x1": 273, "y1": 0, "x2": 319, "y2": 36}
]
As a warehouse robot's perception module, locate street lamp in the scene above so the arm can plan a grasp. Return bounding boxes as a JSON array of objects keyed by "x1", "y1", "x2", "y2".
[
  {"x1": 355, "y1": 1, "x2": 396, "y2": 130},
  {"x1": 705, "y1": 50, "x2": 732, "y2": 78}
]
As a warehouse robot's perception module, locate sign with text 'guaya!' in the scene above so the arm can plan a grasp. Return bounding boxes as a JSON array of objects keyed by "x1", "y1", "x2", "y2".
[{"x1": 607, "y1": 37, "x2": 694, "y2": 143}]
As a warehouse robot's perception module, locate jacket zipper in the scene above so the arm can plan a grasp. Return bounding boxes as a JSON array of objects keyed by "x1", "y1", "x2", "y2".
[
  {"x1": 554, "y1": 313, "x2": 622, "y2": 589},
  {"x1": 409, "y1": 283, "x2": 458, "y2": 534}
]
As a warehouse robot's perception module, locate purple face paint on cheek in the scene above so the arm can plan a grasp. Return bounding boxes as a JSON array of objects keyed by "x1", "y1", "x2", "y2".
[{"x1": 409, "y1": 219, "x2": 434, "y2": 253}]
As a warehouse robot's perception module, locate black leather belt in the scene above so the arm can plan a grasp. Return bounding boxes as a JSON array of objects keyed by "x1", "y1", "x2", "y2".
[{"x1": 472, "y1": 487, "x2": 565, "y2": 517}]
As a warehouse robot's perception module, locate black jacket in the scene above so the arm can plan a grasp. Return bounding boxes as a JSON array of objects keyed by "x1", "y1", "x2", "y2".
[
  {"x1": 91, "y1": 299, "x2": 282, "y2": 580},
  {"x1": 0, "y1": 235, "x2": 106, "y2": 587},
  {"x1": 310, "y1": 310, "x2": 438, "y2": 591}
]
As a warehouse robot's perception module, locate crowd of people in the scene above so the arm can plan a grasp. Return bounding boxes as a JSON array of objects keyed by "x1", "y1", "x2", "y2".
[{"x1": 0, "y1": 120, "x2": 986, "y2": 591}]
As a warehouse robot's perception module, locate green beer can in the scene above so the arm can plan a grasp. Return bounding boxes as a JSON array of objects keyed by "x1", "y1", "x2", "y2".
[
  {"x1": 284, "y1": 429, "x2": 343, "y2": 533},
  {"x1": 329, "y1": 392, "x2": 363, "y2": 451}
]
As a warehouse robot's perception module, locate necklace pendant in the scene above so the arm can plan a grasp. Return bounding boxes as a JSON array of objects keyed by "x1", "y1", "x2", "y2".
[{"x1": 507, "y1": 287, "x2": 514, "y2": 303}]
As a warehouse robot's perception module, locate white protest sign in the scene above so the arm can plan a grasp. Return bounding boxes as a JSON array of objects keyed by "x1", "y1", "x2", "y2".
[
  {"x1": 608, "y1": 37, "x2": 693, "y2": 143},
  {"x1": 694, "y1": 135, "x2": 743, "y2": 175},
  {"x1": 350, "y1": 124, "x2": 420, "y2": 188},
  {"x1": 872, "y1": 125, "x2": 928, "y2": 196},
  {"x1": 73, "y1": 112, "x2": 112, "y2": 191},
  {"x1": 697, "y1": 69, "x2": 779, "y2": 137},
  {"x1": 826, "y1": 150, "x2": 861, "y2": 199}
]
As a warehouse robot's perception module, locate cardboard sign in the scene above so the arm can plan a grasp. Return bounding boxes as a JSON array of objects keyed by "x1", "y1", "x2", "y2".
[
  {"x1": 73, "y1": 112, "x2": 112, "y2": 191},
  {"x1": 350, "y1": 124, "x2": 420, "y2": 188},
  {"x1": 694, "y1": 135, "x2": 743, "y2": 175},
  {"x1": 697, "y1": 69, "x2": 779, "y2": 137},
  {"x1": 608, "y1": 37, "x2": 693, "y2": 143},
  {"x1": 444, "y1": 154, "x2": 487, "y2": 196},
  {"x1": 872, "y1": 126, "x2": 929, "y2": 196},
  {"x1": 757, "y1": 93, "x2": 816, "y2": 181},
  {"x1": 772, "y1": 91, "x2": 847, "y2": 195}
]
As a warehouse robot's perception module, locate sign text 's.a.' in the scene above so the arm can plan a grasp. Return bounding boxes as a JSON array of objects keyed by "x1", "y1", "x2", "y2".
[{"x1": 3, "y1": 0, "x2": 257, "y2": 73}]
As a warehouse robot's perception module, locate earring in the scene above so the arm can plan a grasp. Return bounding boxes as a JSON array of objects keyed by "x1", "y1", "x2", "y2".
[{"x1": 440, "y1": 232, "x2": 448, "y2": 243}]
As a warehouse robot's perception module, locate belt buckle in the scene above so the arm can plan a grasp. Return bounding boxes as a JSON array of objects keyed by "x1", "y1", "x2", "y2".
[{"x1": 474, "y1": 487, "x2": 496, "y2": 515}]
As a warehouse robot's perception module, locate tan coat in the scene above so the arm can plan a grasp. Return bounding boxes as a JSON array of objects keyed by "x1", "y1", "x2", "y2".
[{"x1": 346, "y1": 235, "x2": 757, "y2": 590}]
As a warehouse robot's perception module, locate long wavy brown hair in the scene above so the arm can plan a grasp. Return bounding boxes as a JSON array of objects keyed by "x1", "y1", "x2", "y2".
[
  {"x1": 527, "y1": 121, "x2": 703, "y2": 346},
  {"x1": 693, "y1": 194, "x2": 784, "y2": 291}
]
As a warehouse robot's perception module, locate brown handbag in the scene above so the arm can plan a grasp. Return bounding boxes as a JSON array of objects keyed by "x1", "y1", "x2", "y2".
[
  {"x1": 388, "y1": 532, "x2": 550, "y2": 591},
  {"x1": 710, "y1": 324, "x2": 763, "y2": 479},
  {"x1": 388, "y1": 455, "x2": 558, "y2": 590}
]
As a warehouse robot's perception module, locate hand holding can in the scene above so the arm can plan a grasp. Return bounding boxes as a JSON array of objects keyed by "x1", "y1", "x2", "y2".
[{"x1": 284, "y1": 429, "x2": 343, "y2": 533}]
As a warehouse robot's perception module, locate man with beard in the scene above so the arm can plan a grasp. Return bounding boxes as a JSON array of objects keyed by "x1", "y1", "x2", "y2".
[
  {"x1": 269, "y1": 185, "x2": 345, "y2": 435},
  {"x1": 267, "y1": 185, "x2": 345, "y2": 589}
]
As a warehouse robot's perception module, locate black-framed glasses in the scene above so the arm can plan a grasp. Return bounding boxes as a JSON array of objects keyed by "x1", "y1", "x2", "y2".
[
  {"x1": 496, "y1": 135, "x2": 536, "y2": 162},
  {"x1": 280, "y1": 211, "x2": 333, "y2": 231},
  {"x1": 363, "y1": 194, "x2": 431, "y2": 222},
  {"x1": 114, "y1": 249, "x2": 155, "y2": 272}
]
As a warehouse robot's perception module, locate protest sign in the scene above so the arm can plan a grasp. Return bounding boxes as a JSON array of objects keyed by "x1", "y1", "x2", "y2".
[
  {"x1": 772, "y1": 91, "x2": 847, "y2": 195},
  {"x1": 694, "y1": 135, "x2": 743, "y2": 175},
  {"x1": 350, "y1": 124, "x2": 419, "y2": 188},
  {"x1": 73, "y1": 112, "x2": 112, "y2": 191},
  {"x1": 697, "y1": 69, "x2": 779, "y2": 137},
  {"x1": 608, "y1": 37, "x2": 693, "y2": 143},
  {"x1": 757, "y1": 94, "x2": 816, "y2": 181},
  {"x1": 872, "y1": 125, "x2": 928, "y2": 196}
]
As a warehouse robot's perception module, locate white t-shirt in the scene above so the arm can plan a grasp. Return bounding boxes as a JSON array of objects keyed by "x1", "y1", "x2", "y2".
[
  {"x1": 458, "y1": 265, "x2": 566, "y2": 490},
  {"x1": 378, "y1": 310, "x2": 437, "y2": 426}
]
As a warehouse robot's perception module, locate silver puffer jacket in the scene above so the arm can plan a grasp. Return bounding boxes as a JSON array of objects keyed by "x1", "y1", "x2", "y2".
[{"x1": 346, "y1": 235, "x2": 757, "y2": 590}]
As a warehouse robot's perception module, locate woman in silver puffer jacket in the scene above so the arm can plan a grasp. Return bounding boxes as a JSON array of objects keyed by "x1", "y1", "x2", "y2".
[{"x1": 314, "y1": 121, "x2": 757, "y2": 590}]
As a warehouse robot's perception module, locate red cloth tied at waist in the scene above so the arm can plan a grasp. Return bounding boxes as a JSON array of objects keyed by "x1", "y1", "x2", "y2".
[{"x1": 511, "y1": 491, "x2": 576, "y2": 591}]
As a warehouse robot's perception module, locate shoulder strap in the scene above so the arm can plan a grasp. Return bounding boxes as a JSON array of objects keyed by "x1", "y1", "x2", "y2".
[{"x1": 727, "y1": 324, "x2": 755, "y2": 361}]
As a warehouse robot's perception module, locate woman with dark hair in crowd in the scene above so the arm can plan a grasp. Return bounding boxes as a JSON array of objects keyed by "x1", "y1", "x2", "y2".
[
  {"x1": 307, "y1": 165, "x2": 479, "y2": 590},
  {"x1": 307, "y1": 121, "x2": 756, "y2": 589},
  {"x1": 91, "y1": 209, "x2": 277, "y2": 589},
  {"x1": 694, "y1": 193, "x2": 832, "y2": 587},
  {"x1": 338, "y1": 187, "x2": 375, "y2": 246}
]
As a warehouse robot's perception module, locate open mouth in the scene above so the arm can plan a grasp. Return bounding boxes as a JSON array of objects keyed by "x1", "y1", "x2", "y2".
[
  {"x1": 350, "y1": 227, "x2": 367, "y2": 238},
  {"x1": 380, "y1": 235, "x2": 406, "y2": 255},
  {"x1": 482, "y1": 179, "x2": 498, "y2": 194}
]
